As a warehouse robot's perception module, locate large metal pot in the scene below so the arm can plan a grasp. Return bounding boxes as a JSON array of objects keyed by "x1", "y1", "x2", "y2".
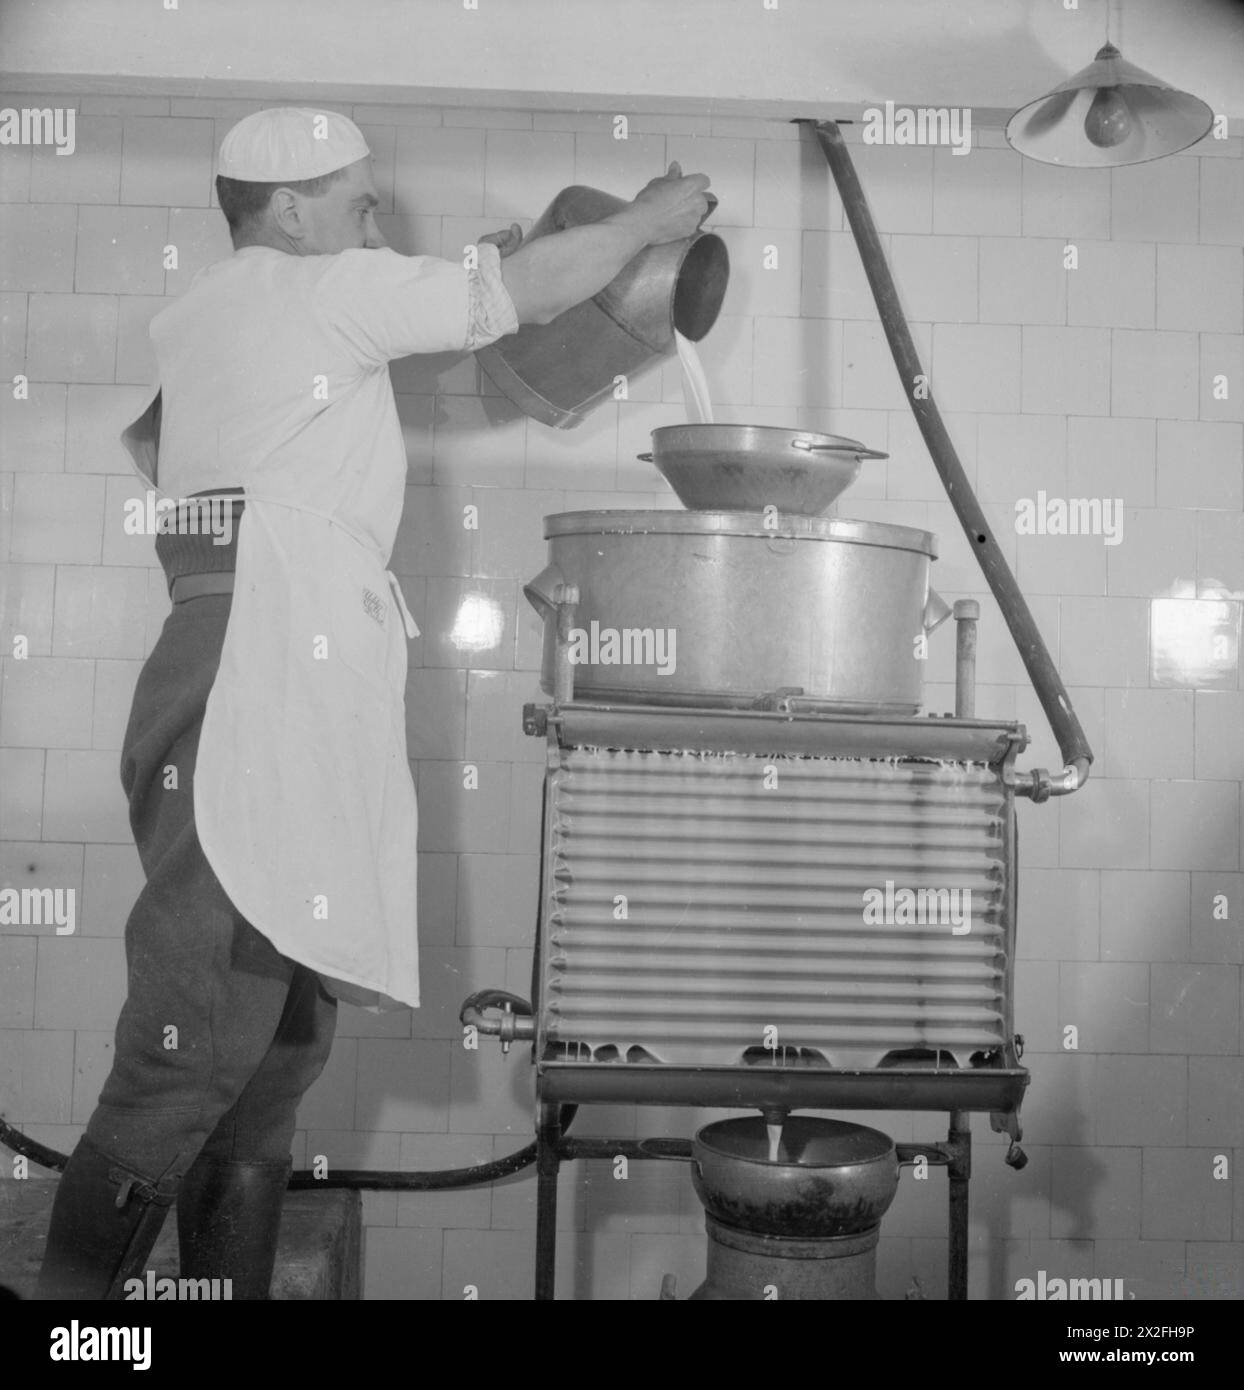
[
  {"x1": 525, "y1": 509, "x2": 946, "y2": 713},
  {"x1": 692, "y1": 1117, "x2": 899, "y2": 1238},
  {"x1": 475, "y1": 185, "x2": 728, "y2": 430}
]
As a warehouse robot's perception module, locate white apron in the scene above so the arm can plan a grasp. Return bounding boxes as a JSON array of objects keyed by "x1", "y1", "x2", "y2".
[{"x1": 122, "y1": 392, "x2": 421, "y2": 1010}]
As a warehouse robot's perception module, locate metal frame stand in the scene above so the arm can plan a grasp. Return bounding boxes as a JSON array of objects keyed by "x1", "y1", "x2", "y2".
[{"x1": 533, "y1": 1108, "x2": 973, "y2": 1301}]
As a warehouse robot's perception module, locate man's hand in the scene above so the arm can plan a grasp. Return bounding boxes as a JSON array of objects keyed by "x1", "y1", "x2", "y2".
[
  {"x1": 625, "y1": 162, "x2": 714, "y2": 245},
  {"x1": 479, "y1": 222, "x2": 524, "y2": 259}
]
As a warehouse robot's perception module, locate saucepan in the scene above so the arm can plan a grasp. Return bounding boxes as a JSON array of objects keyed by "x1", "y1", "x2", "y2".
[{"x1": 637, "y1": 424, "x2": 888, "y2": 515}]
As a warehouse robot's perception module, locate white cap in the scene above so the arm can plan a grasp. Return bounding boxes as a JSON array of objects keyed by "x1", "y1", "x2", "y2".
[{"x1": 217, "y1": 107, "x2": 371, "y2": 182}]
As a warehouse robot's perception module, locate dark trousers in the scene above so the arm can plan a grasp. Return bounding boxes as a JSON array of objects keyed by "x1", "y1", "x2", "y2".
[{"x1": 84, "y1": 592, "x2": 337, "y2": 1183}]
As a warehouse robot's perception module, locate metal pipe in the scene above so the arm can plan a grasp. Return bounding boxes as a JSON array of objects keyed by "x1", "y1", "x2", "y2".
[
  {"x1": 805, "y1": 119, "x2": 1093, "y2": 799},
  {"x1": 953, "y1": 599, "x2": 979, "y2": 720},
  {"x1": 946, "y1": 1110, "x2": 972, "y2": 1301},
  {"x1": 535, "y1": 1106, "x2": 563, "y2": 1301}
]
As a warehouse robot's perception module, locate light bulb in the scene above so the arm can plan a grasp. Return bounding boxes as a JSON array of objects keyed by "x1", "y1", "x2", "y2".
[{"x1": 1083, "y1": 86, "x2": 1133, "y2": 147}]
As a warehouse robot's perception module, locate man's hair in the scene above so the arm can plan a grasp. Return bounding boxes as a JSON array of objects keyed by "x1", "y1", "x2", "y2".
[{"x1": 215, "y1": 168, "x2": 348, "y2": 238}]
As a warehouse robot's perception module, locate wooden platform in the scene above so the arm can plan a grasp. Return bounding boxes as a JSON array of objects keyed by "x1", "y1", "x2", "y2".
[{"x1": 0, "y1": 1178, "x2": 361, "y2": 1300}]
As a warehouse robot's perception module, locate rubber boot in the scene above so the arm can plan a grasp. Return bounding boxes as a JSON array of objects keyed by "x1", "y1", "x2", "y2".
[
  {"x1": 35, "y1": 1135, "x2": 179, "y2": 1300},
  {"x1": 176, "y1": 1155, "x2": 291, "y2": 1300}
]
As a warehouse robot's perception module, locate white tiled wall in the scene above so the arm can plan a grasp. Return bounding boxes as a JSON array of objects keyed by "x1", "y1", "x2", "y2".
[{"x1": 1, "y1": 95, "x2": 1241, "y2": 1301}]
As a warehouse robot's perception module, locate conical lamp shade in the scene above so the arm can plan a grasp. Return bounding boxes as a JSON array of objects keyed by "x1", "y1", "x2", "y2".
[{"x1": 1006, "y1": 43, "x2": 1213, "y2": 167}]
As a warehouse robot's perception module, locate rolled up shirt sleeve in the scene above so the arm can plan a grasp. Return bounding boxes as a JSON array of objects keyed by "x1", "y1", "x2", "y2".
[{"x1": 313, "y1": 243, "x2": 519, "y2": 367}]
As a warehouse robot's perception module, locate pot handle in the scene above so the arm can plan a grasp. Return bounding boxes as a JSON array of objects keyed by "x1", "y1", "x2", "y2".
[
  {"x1": 636, "y1": 452, "x2": 654, "y2": 463},
  {"x1": 792, "y1": 440, "x2": 889, "y2": 460}
]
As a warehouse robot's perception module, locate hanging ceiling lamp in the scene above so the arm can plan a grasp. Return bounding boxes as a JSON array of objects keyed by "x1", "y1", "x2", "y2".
[{"x1": 1005, "y1": 41, "x2": 1214, "y2": 167}]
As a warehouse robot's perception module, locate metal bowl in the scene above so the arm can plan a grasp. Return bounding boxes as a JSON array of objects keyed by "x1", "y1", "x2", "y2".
[
  {"x1": 691, "y1": 1116, "x2": 899, "y2": 1238},
  {"x1": 640, "y1": 424, "x2": 888, "y2": 516}
]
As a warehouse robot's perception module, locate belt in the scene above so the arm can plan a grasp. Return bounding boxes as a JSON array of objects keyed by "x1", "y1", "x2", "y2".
[{"x1": 171, "y1": 572, "x2": 235, "y2": 604}]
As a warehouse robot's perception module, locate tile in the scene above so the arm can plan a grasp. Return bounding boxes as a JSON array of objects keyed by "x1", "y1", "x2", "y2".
[
  {"x1": 1058, "y1": 962, "x2": 1151, "y2": 1053},
  {"x1": 25, "y1": 293, "x2": 117, "y2": 383},
  {"x1": 628, "y1": 1232, "x2": 706, "y2": 1301},
  {"x1": 114, "y1": 294, "x2": 165, "y2": 385},
  {"x1": 302, "y1": 1127, "x2": 400, "y2": 1176},
  {"x1": 1111, "y1": 329, "x2": 1200, "y2": 421},
  {"x1": 0, "y1": 938, "x2": 36, "y2": 1029},
  {"x1": 1066, "y1": 241, "x2": 1155, "y2": 329},
  {"x1": 79, "y1": 97, "x2": 169, "y2": 116},
  {"x1": 1060, "y1": 596, "x2": 1149, "y2": 687},
  {"x1": 1150, "y1": 781, "x2": 1239, "y2": 871},
  {"x1": 70, "y1": 1031, "x2": 114, "y2": 1123},
  {"x1": 890, "y1": 234, "x2": 978, "y2": 324},
  {"x1": 1016, "y1": 869, "x2": 1100, "y2": 961},
  {"x1": 352, "y1": 104, "x2": 441, "y2": 128},
  {"x1": 757, "y1": 314, "x2": 844, "y2": 410},
  {"x1": 40, "y1": 749, "x2": 130, "y2": 844},
  {"x1": 0, "y1": 204, "x2": 77, "y2": 292},
  {"x1": 1050, "y1": 1146, "x2": 1142, "y2": 1240},
  {"x1": 362, "y1": 1227, "x2": 442, "y2": 1300},
  {"x1": 416, "y1": 852, "x2": 458, "y2": 949},
  {"x1": 120, "y1": 117, "x2": 213, "y2": 207},
  {"x1": 1105, "y1": 508, "x2": 1196, "y2": 599},
  {"x1": 52, "y1": 566, "x2": 149, "y2": 658},
  {"x1": 488, "y1": 1155, "x2": 587, "y2": 1235},
  {"x1": 1021, "y1": 160, "x2": 1111, "y2": 240},
  {"x1": 1023, "y1": 1053, "x2": 1098, "y2": 1146},
  {"x1": 976, "y1": 413, "x2": 1067, "y2": 505},
  {"x1": 1150, "y1": 965, "x2": 1240, "y2": 1054},
  {"x1": 455, "y1": 852, "x2": 540, "y2": 947},
  {"x1": 73, "y1": 206, "x2": 167, "y2": 296},
  {"x1": 0, "y1": 656, "x2": 93, "y2": 749},
  {"x1": 1021, "y1": 325, "x2": 1111, "y2": 416},
  {"x1": 0, "y1": 383, "x2": 67, "y2": 472},
  {"x1": 412, "y1": 945, "x2": 508, "y2": 1041},
  {"x1": 443, "y1": 1229, "x2": 534, "y2": 1301},
  {"x1": 801, "y1": 229, "x2": 880, "y2": 322},
  {"x1": 1200, "y1": 157, "x2": 1244, "y2": 246},
  {"x1": 1059, "y1": 779, "x2": 1149, "y2": 870},
  {"x1": 965, "y1": 1145, "x2": 1051, "y2": 1243},
  {"x1": 933, "y1": 147, "x2": 1020, "y2": 236},
  {"x1": 33, "y1": 936, "x2": 126, "y2": 1029},
  {"x1": 1102, "y1": 689, "x2": 1194, "y2": 780},
  {"x1": 0, "y1": 140, "x2": 31, "y2": 201},
  {"x1": 1199, "y1": 333, "x2": 1244, "y2": 423},
  {"x1": 1149, "y1": 597, "x2": 1240, "y2": 690},
  {"x1": 394, "y1": 1132, "x2": 493, "y2": 1229},
  {"x1": 555, "y1": 1231, "x2": 632, "y2": 1301},
  {"x1": 754, "y1": 137, "x2": 841, "y2": 231},
  {"x1": 354, "y1": 124, "x2": 396, "y2": 215},
  {"x1": 446, "y1": 1036, "x2": 534, "y2": 1136},
  {"x1": 1157, "y1": 244, "x2": 1243, "y2": 334},
  {"x1": 353, "y1": 1038, "x2": 449, "y2": 1133},
  {"x1": 507, "y1": 763, "x2": 544, "y2": 855},
  {"x1": 841, "y1": 318, "x2": 931, "y2": 412},
  {"x1": 1141, "y1": 1148, "x2": 1232, "y2": 1241},
  {"x1": 0, "y1": 1026, "x2": 73, "y2": 1121},
  {"x1": 1194, "y1": 691, "x2": 1244, "y2": 781},
  {"x1": 716, "y1": 225, "x2": 803, "y2": 321},
  {"x1": 416, "y1": 760, "x2": 511, "y2": 853},
  {"x1": 65, "y1": 383, "x2": 154, "y2": 473},
  {"x1": 333, "y1": 999, "x2": 412, "y2": 1040},
  {"x1": 979, "y1": 236, "x2": 1065, "y2": 326},
  {"x1": 396, "y1": 393, "x2": 436, "y2": 481},
  {"x1": 1096, "y1": 1055, "x2": 1185, "y2": 1146},
  {"x1": 80, "y1": 843, "x2": 141, "y2": 939},
  {"x1": 468, "y1": 489, "x2": 565, "y2": 581},
  {"x1": 572, "y1": 131, "x2": 667, "y2": 193},
  {"x1": 848, "y1": 144, "x2": 933, "y2": 234},
  {"x1": 419, "y1": 575, "x2": 516, "y2": 672},
  {"x1": 483, "y1": 130, "x2": 576, "y2": 221},
  {"x1": 405, "y1": 667, "x2": 467, "y2": 760},
  {"x1": 27, "y1": 117, "x2": 122, "y2": 203},
  {"x1": 1111, "y1": 157, "x2": 1199, "y2": 242},
  {"x1": 430, "y1": 394, "x2": 527, "y2": 488},
  {"x1": 163, "y1": 208, "x2": 233, "y2": 295},
  {"x1": 1184, "y1": 1243, "x2": 1243, "y2": 1300},
  {"x1": 0, "y1": 748, "x2": 45, "y2": 838},
  {"x1": 1188, "y1": 1058, "x2": 1243, "y2": 1145},
  {"x1": 463, "y1": 669, "x2": 543, "y2": 764},
  {"x1": 392, "y1": 483, "x2": 477, "y2": 580},
  {"x1": 1189, "y1": 872, "x2": 1242, "y2": 965},
  {"x1": 663, "y1": 136, "x2": 755, "y2": 227},
  {"x1": 1092, "y1": 1238, "x2": 1186, "y2": 1300},
  {"x1": 9, "y1": 473, "x2": 104, "y2": 563},
  {"x1": 524, "y1": 407, "x2": 618, "y2": 491},
  {"x1": 394, "y1": 126, "x2": 485, "y2": 216},
  {"x1": 1066, "y1": 417, "x2": 1155, "y2": 508},
  {"x1": 0, "y1": 291, "x2": 27, "y2": 378},
  {"x1": 1156, "y1": 420, "x2": 1243, "y2": 512},
  {"x1": 1100, "y1": 871, "x2": 1189, "y2": 964}
]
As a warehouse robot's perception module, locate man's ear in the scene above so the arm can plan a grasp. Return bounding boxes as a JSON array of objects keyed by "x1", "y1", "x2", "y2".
[{"x1": 269, "y1": 187, "x2": 305, "y2": 241}]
